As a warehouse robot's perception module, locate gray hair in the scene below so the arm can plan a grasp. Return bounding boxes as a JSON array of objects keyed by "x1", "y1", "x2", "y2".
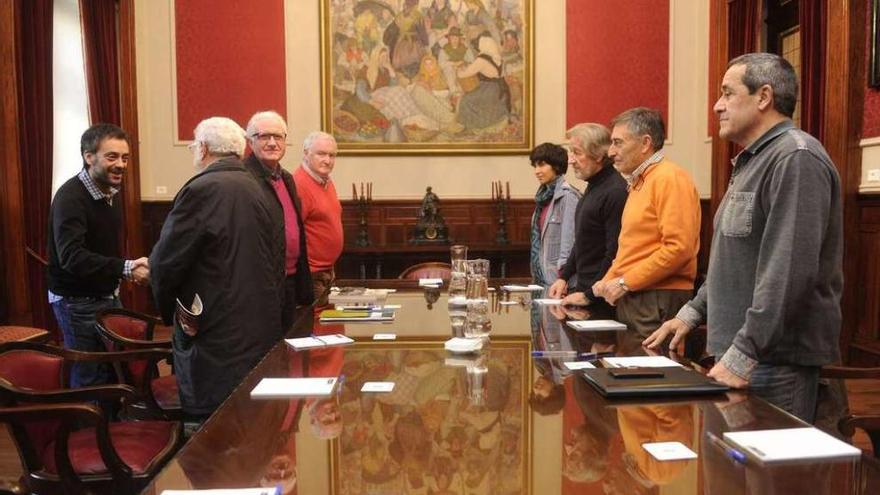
[
  {"x1": 610, "y1": 107, "x2": 666, "y2": 151},
  {"x1": 302, "y1": 131, "x2": 336, "y2": 152},
  {"x1": 728, "y1": 52, "x2": 798, "y2": 118},
  {"x1": 246, "y1": 110, "x2": 288, "y2": 138},
  {"x1": 193, "y1": 117, "x2": 246, "y2": 158},
  {"x1": 566, "y1": 123, "x2": 612, "y2": 163}
]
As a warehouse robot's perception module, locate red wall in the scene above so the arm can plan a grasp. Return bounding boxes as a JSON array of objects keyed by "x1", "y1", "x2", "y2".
[
  {"x1": 864, "y1": 0, "x2": 880, "y2": 138},
  {"x1": 566, "y1": 0, "x2": 670, "y2": 130},
  {"x1": 174, "y1": 0, "x2": 287, "y2": 140}
]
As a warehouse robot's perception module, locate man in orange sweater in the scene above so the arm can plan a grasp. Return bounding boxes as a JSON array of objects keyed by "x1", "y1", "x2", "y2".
[
  {"x1": 293, "y1": 131, "x2": 344, "y2": 306},
  {"x1": 592, "y1": 108, "x2": 700, "y2": 337}
]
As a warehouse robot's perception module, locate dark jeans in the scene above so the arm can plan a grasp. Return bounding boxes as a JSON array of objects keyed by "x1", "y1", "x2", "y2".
[
  {"x1": 51, "y1": 295, "x2": 121, "y2": 388},
  {"x1": 749, "y1": 363, "x2": 821, "y2": 422},
  {"x1": 282, "y1": 275, "x2": 308, "y2": 337}
]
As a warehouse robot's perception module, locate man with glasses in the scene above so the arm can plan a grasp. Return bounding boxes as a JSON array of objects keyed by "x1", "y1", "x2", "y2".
[
  {"x1": 592, "y1": 108, "x2": 701, "y2": 338},
  {"x1": 47, "y1": 123, "x2": 149, "y2": 388},
  {"x1": 547, "y1": 123, "x2": 627, "y2": 307},
  {"x1": 293, "y1": 131, "x2": 343, "y2": 306},
  {"x1": 244, "y1": 111, "x2": 314, "y2": 335},
  {"x1": 150, "y1": 117, "x2": 285, "y2": 419}
]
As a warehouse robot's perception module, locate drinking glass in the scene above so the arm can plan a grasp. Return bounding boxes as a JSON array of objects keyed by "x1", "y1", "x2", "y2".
[
  {"x1": 449, "y1": 245, "x2": 468, "y2": 299},
  {"x1": 464, "y1": 259, "x2": 491, "y2": 338}
]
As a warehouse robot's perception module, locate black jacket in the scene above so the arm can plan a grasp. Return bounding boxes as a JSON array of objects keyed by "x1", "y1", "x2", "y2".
[
  {"x1": 149, "y1": 157, "x2": 286, "y2": 414},
  {"x1": 559, "y1": 164, "x2": 628, "y2": 300},
  {"x1": 242, "y1": 153, "x2": 314, "y2": 310}
]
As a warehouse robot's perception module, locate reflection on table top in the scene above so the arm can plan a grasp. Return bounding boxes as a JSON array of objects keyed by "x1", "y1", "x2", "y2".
[{"x1": 143, "y1": 288, "x2": 873, "y2": 495}]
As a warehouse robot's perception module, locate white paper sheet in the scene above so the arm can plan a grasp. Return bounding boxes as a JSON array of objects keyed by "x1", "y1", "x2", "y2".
[
  {"x1": 373, "y1": 333, "x2": 397, "y2": 340},
  {"x1": 501, "y1": 284, "x2": 544, "y2": 292},
  {"x1": 723, "y1": 427, "x2": 861, "y2": 464},
  {"x1": 566, "y1": 320, "x2": 627, "y2": 331},
  {"x1": 600, "y1": 356, "x2": 684, "y2": 368},
  {"x1": 564, "y1": 361, "x2": 596, "y2": 370},
  {"x1": 419, "y1": 278, "x2": 444, "y2": 286},
  {"x1": 534, "y1": 298, "x2": 562, "y2": 305},
  {"x1": 361, "y1": 381, "x2": 395, "y2": 392},
  {"x1": 642, "y1": 441, "x2": 698, "y2": 461},
  {"x1": 250, "y1": 377, "x2": 338, "y2": 398}
]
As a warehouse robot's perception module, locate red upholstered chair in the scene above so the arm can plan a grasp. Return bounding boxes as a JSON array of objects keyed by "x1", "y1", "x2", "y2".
[
  {"x1": 95, "y1": 308, "x2": 180, "y2": 420},
  {"x1": 0, "y1": 326, "x2": 50, "y2": 344},
  {"x1": 398, "y1": 262, "x2": 453, "y2": 280},
  {"x1": 0, "y1": 342, "x2": 182, "y2": 494}
]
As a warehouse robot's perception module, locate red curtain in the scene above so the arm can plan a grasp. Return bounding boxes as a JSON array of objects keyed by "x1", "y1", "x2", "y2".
[
  {"x1": 717, "y1": 0, "x2": 761, "y2": 191},
  {"x1": 727, "y1": 0, "x2": 761, "y2": 59},
  {"x1": 80, "y1": 0, "x2": 121, "y2": 124},
  {"x1": 799, "y1": 0, "x2": 826, "y2": 141},
  {"x1": 15, "y1": 0, "x2": 55, "y2": 333}
]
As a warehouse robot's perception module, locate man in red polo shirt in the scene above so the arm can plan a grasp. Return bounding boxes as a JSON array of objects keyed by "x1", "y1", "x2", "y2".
[{"x1": 293, "y1": 131, "x2": 343, "y2": 306}]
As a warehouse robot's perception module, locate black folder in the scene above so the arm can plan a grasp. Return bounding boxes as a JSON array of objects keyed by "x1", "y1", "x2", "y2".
[{"x1": 581, "y1": 366, "x2": 729, "y2": 398}]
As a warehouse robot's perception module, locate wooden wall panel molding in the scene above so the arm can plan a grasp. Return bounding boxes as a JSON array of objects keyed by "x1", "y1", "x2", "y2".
[
  {"x1": 826, "y1": 0, "x2": 867, "y2": 362},
  {"x1": 118, "y1": 0, "x2": 150, "y2": 312},
  {"x1": 143, "y1": 198, "x2": 712, "y2": 282}
]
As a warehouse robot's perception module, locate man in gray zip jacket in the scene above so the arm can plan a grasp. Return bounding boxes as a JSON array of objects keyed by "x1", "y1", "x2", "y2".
[{"x1": 644, "y1": 52, "x2": 843, "y2": 422}]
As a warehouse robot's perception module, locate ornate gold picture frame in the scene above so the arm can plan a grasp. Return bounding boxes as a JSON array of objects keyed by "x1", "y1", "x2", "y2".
[{"x1": 320, "y1": 0, "x2": 534, "y2": 155}]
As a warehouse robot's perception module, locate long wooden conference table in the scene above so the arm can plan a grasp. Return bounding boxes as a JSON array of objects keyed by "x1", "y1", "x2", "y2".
[{"x1": 142, "y1": 283, "x2": 876, "y2": 494}]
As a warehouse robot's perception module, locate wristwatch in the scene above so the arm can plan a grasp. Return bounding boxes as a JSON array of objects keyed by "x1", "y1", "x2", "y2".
[{"x1": 617, "y1": 277, "x2": 630, "y2": 292}]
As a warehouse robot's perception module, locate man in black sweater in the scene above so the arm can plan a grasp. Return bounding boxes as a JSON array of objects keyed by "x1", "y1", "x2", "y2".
[
  {"x1": 47, "y1": 123, "x2": 149, "y2": 387},
  {"x1": 547, "y1": 123, "x2": 627, "y2": 306}
]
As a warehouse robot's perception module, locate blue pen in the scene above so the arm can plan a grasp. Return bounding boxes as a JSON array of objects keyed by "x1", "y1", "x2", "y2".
[{"x1": 705, "y1": 431, "x2": 749, "y2": 465}]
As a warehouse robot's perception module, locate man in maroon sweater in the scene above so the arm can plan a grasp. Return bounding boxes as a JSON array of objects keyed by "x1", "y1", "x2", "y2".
[
  {"x1": 244, "y1": 111, "x2": 314, "y2": 335},
  {"x1": 293, "y1": 132, "x2": 343, "y2": 306}
]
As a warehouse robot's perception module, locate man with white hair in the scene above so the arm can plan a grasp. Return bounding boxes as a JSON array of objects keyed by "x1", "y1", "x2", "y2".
[
  {"x1": 244, "y1": 111, "x2": 314, "y2": 335},
  {"x1": 149, "y1": 116, "x2": 285, "y2": 419},
  {"x1": 293, "y1": 131, "x2": 343, "y2": 305}
]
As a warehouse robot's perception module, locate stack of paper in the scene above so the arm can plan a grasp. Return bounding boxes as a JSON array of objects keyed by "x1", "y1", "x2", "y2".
[
  {"x1": 250, "y1": 377, "x2": 339, "y2": 398},
  {"x1": 600, "y1": 356, "x2": 684, "y2": 368},
  {"x1": 285, "y1": 334, "x2": 354, "y2": 350},
  {"x1": 328, "y1": 287, "x2": 390, "y2": 306},
  {"x1": 566, "y1": 320, "x2": 627, "y2": 332},
  {"x1": 319, "y1": 308, "x2": 395, "y2": 323},
  {"x1": 501, "y1": 284, "x2": 544, "y2": 292},
  {"x1": 419, "y1": 278, "x2": 444, "y2": 287},
  {"x1": 723, "y1": 427, "x2": 861, "y2": 464}
]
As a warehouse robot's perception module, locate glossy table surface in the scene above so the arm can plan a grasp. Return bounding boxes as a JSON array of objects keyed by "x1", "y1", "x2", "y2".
[{"x1": 143, "y1": 287, "x2": 874, "y2": 495}]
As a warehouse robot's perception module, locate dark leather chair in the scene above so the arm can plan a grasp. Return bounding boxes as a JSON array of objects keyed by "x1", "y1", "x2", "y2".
[
  {"x1": 0, "y1": 342, "x2": 182, "y2": 494},
  {"x1": 399, "y1": 262, "x2": 452, "y2": 280},
  {"x1": 95, "y1": 308, "x2": 180, "y2": 420}
]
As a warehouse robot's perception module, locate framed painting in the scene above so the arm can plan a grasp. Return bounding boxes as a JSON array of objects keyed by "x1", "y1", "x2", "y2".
[{"x1": 320, "y1": 0, "x2": 534, "y2": 155}]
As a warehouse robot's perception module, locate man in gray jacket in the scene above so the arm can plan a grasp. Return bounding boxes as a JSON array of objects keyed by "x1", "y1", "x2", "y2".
[{"x1": 644, "y1": 52, "x2": 843, "y2": 422}]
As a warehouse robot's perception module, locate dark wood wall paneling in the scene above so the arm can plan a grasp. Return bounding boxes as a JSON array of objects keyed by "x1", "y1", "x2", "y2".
[
  {"x1": 143, "y1": 198, "x2": 713, "y2": 282},
  {"x1": 852, "y1": 196, "x2": 880, "y2": 366},
  {"x1": 825, "y1": 0, "x2": 867, "y2": 364}
]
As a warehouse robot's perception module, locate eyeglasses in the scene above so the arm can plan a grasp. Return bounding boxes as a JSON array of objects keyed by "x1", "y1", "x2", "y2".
[
  {"x1": 187, "y1": 141, "x2": 201, "y2": 151},
  {"x1": 253, "y1": 133, "x2": 287, "y2": 144}
]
